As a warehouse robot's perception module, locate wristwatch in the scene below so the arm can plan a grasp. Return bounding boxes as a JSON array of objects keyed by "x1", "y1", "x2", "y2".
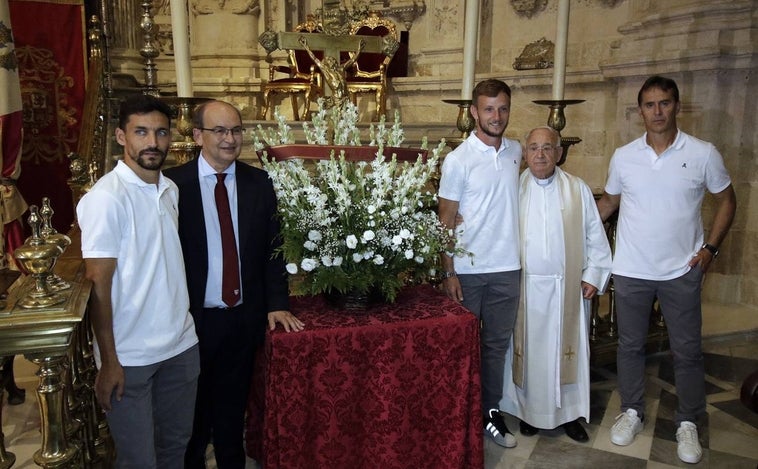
[
  {"x1": 441, "y1": 271, "x2": 457, "y2": 279},
  {"x1": 701, "y1": 243, "x2": 719, "y2": 258}
]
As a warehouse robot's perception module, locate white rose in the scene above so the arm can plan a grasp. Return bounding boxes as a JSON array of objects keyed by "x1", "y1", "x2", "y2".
[
  {"x1": 392, "y1": 235, "x2": 403, "y2": 245},
  {"x1": 367, "y1": 204, "x2": 376, "y2": 214},
  {"x1": 303, "y1": 240, "x2": 317, "y2": 251},
  {"x1": 308, "y1": 230, "x2": 322, "y2": 242},
  {"x1": 415, "y1": 256, "x2": 424, "y2": 264},
  {"x1": 352, "y1": 253, "x2": 363, "y2": 263},
  {"x1": 373, "y1": 255, "x2": 385, "y2": 265},
  {"x1": 332, "y1": 256, "x2": 343, "y2": 266},
  {"x1": 400, "y1": 228, "x2": 411, "y2": 239},
  {"x1": 286, "y1": 263, "x2": 298, "y2": 274},
  {"x1": 321, "y1": 256, "x2": 333, "y2": 267},
  {"x1": 300, "y1": 258, "x2": 318, "y2": 272},
  {"x1": 346, "y1": 234, "x2": 358, "y2": 249},
  {"x1": 405, "y1": 249, "x2": 414, "y2": 259},
  {"x1": 362, "y1": 230, "x2": 376, "y2": 242}
]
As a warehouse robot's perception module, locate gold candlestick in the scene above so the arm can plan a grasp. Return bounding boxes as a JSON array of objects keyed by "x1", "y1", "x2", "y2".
[
  {"x1": 533, "y1": 99, "x2": 584, "y2": 165},
  {"x1": 442, "y1": 99, "x2": 475, "y2": 149}
]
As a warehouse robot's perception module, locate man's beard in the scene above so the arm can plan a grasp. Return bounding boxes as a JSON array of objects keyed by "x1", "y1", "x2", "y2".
[
  {"x1": 477, "y1": 121, "x2": 505, "y2": 139},
  {"x1": 135, "y1": 148, "x2": 167, "y2": 170}
]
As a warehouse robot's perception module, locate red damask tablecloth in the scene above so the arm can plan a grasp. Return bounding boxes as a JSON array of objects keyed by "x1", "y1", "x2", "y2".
[{"x1": 245, "y1": 284, "x2": 483, "y2": 469}]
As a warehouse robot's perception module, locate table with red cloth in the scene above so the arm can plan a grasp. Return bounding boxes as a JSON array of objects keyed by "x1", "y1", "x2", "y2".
[{"x1": 245, "y1": 284, "x2": 484, "y2": 469}]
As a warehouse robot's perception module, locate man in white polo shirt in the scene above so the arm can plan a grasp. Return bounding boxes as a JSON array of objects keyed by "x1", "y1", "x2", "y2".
[
  {"x1": 77, "y1": 94, "x2": 199, "y2": 469},
  {"x1": 438, "y1": 78, "x2": 522, "y2": 448},
  {"x1": 597, "y1": 75, "x2": 736, "y2": 465}
]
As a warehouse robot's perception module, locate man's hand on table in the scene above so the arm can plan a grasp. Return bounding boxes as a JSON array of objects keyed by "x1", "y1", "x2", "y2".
[{"x1": 268, "y1": 310, "x2": 305, "y2": 332}]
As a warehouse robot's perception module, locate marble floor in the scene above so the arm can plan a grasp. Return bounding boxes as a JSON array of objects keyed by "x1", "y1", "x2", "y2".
[{"x1": 2, "y1": 330, "x2": 757, "y2": 468}]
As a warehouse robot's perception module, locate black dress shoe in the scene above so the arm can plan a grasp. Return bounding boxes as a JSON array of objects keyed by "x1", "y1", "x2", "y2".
[
  {"x1": 562, "y1": 419, "x2": 589, "y2": 442},
  {"x1": 519, "y1": 420, "x2": 539, "y2": 436}
]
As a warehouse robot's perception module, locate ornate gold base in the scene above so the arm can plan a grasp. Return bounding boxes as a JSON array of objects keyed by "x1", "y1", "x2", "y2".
[
  {"x1": 18, "y1": 293, "x2": 66, "y2": 309},
  {"x1": 169, "y1": 141, "x2": 201, "y2": 166}
]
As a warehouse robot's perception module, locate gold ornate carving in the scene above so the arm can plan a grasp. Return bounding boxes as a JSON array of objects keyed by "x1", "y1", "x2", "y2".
[
  {"x1": 510, "y1": 0, "x2": 548, "y2": 18},
  {"x1": 513, "y1": 37, "x2": 554, "y2": 70}
]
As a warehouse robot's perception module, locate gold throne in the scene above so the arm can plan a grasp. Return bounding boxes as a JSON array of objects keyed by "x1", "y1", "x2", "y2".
[
  {"x1": 346, "y1": 12, "x2": 398, "y2": 120},
  {"x1": 261, "y1": 18, "x2": 324, "y2": 120}
]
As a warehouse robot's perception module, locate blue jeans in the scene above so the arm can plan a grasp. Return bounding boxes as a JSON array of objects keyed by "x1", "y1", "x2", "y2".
[
  {"x1": 105, "y1": 344, "x2": 200, "y2": 469},
  {"x1": 614, "y1": 268, "x2": 705, "y2": 424},
  {"x1": 458, "y1": 270, "x2": 521, "y2": 417}
]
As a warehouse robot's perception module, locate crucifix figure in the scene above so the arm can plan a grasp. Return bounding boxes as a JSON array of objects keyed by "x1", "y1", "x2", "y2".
[
  {"x1": 298, "y1": 35, "x2": 364, "y2": 111},
  {"x1": 258, "y1": 21, "x2": 397, "y2": 113}
]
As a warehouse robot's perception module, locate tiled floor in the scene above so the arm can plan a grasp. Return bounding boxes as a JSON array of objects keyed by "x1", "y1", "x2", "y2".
[
  {"x1": 2, "y1": 331, "x2": 757, "y2": 468},
  {"x1": 486, "y1": 330, "x2": 758, "y2": 468}
]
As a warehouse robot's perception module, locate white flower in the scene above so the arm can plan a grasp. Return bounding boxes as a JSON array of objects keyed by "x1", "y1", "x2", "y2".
[
  {"x1": 300, "y1": 258, "x2": 318, "y2": 272},
  {"x1": 303, "y1": 240, "x2": 317, "y2": 251},
  {"x1": 332, "y1": 256, "x2": 343, "y2": 266},
  {"x1": 392, "y1": 235, "x2": 403, "y2": 245},
  {"x1": 352, "y1": 253, "x2": 363, "y2": 263},
  {"x1": 405, "y1": 249, "x2": 414, "y2": 259},
  {"x1": 321, "y1": 256, "x2": 333, "y2": 266},
  {"x1": 362, "y1": 230, "x2": 376, "y2": 242},
  {"x1": 367, "y1": 204, "x2": 376, "y2": 214},
  {"x1": 363, "y1": 251, "x2": 374, "y2": 260},
  {"x1": 286, "y1": 263, "x2": 298, "y2": 274},
  {"x1": 308, "y1": 230, "x2": 322, "y2": 242},
  {"x1": 346, "y1": 234, "x2": 358, "y2": 249},
  {"x1": 415, "y1": 256, "x2": 424, "y2": 263},
  {"x1": 373, "y1": 255, "x2": 384, "y2": 265},
  {"x1": 399, "y1": 228, "x2": 411, "y2": 239}
]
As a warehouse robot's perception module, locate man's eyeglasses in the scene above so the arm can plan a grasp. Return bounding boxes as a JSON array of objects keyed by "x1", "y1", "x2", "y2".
[
  {"x1": 526, "y1": 144, "x2": 557, "y2": 154},
  {"x1": 198, "y1": 126, "x2": 246, "y2": 138}
]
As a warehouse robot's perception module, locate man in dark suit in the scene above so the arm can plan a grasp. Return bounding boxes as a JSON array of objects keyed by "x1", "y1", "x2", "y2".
[{"x1": 164, "y1": 100, "x2": 304, "y2": 469}]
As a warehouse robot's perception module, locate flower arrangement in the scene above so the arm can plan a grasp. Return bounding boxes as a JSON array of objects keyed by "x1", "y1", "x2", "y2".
[{"x1": 254, "y1": 101, "x2": 468, "y2": 302}]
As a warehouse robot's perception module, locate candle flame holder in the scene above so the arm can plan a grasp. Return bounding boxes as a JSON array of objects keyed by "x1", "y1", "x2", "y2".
[
  {"x1": 442, "y1": 99, "x2": 475, "y2": 149},
  {"x1": 533, "y1": 99, "x2": 584, "y2": 165}
]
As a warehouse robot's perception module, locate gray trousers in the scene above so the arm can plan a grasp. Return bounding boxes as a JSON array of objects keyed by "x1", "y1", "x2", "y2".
[
  {"x1": 459, "y1": 270, "x2": 520, "y2": 417},
  {"x1": 614, "y1": 268, "x2": 705, "y2": 424},
  {"x1": 105, "y1": 344, "x2": 200, "y2": 469}
]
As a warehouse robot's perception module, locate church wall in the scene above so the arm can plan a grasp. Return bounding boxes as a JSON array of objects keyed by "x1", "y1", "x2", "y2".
[{"x1": 105, "y1": 0, "x2": 757, "y2": 313}]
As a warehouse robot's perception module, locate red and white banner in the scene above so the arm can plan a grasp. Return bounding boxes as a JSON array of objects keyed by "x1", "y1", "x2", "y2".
[{"x1": 0, "y1": 0, "x2": 27, "y2": 269}]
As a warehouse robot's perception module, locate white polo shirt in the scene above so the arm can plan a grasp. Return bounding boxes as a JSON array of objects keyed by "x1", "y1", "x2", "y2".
[
  {"x1": 605, "y1": 130, "x2": 731, "y2": 280},
  {"x1": 78, "y1": 161, "x2": 198, "y2": 367},
  {"x1": 438, "y1": 131, "x2": 522, "y2": 274}
]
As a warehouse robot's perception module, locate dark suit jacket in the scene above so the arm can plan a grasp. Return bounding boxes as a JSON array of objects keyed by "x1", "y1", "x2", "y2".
[{"x1": 164, "y1": 158, "x2": 290, "y2": 344}]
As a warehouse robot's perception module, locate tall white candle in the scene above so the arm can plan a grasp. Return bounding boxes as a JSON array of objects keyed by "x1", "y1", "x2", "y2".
[
  {"x1": 552, "y1": 0, "x2": 570, "y2": 100},
  {"x1": 461, "y1": 0, "x2": 480, "y2": 100},
  {"x1": 170, "y1": 0, "x2": 193, "y2": 97}
]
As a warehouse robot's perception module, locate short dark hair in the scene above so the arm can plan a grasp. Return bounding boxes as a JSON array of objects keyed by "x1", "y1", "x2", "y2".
[
  {"x1": 192, "y1": 100, "x2": 243, "y2": 129},
  {"x1": 118, "y1": 94, "x2": 172, "y2": 130},
  {"x1": 472, "y1": 79, "x2": 512, "y2": 103},
  {"x1": 637, "y1": 75, "x2": 680, "y2": 106}
]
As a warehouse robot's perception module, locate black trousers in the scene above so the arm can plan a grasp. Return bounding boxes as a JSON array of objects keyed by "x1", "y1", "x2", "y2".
[{"x1": 185, "y1": 305, "x2": 258, "y2": 469}]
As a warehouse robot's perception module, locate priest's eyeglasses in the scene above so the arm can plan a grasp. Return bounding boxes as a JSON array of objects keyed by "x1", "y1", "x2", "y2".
[
  {"x1": 526, "y1": 144, "x2": 557, "y2": 154},
  {"x1": 199, "y1": 126, "x2": 246, "y2": 138}
]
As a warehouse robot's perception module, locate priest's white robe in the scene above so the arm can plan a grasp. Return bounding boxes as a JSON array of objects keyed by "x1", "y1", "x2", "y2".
[{"x1": 499, "y1": 169, "x2": 612, "y2": 429}]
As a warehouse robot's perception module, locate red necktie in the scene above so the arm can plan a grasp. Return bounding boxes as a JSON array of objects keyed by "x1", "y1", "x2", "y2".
[{"x1": 214, "y1": 173, "x2": 240, "y2": 307}]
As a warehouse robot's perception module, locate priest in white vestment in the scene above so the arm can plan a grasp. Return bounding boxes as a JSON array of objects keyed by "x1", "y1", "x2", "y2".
[{"x1": 500, "y1": 126, "x2": 612, "y2": 442}]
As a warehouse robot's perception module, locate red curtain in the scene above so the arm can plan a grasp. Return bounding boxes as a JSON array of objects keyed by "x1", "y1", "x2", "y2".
[{"x1": 9, "y1": 0, "x2": 86, "y2": 234}]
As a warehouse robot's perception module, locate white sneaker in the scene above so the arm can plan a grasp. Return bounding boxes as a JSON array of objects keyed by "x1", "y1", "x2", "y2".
[
  {"x1": 610, "y1": 408, "x2": 643, "y2": 446},
  {"x1": 676, "y1": 421, "x2": 703, "y2": 464}
]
